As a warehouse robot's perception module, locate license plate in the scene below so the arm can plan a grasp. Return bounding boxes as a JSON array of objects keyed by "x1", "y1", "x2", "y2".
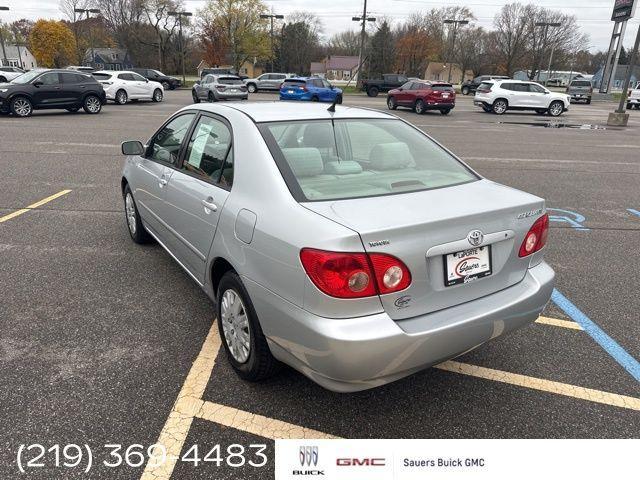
[
  {"x1": 287, "y1": 90, "x2": 294, "y2": 94},
  {"x1": 230, "y1": 89, "x2": 237, "y2": 92},
  {"x1": 444, "y1": 246, "x2": 492, "y2": 287},
  {"x1": 443, "y1": 93, "x2": 449, "y2": 98}
]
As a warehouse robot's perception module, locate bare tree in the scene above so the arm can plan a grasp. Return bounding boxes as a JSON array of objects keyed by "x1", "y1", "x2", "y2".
[
  {"x1": 141, "y1": 0, "x2": 181, "y2": 70},
  {"x1": 328, "y1": 30, "x2": 360, "y2": 56},
  {"x1": 491, "y1": 3, "x2": 535, "y2": 76}
]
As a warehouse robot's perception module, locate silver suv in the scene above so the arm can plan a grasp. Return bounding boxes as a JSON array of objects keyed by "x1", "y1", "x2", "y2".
[
  {"x1": 192, "y1": 74, "x2": 248, "y2": 102},
  {"x1": 244, "y1": 73, "x2": 295, "y2": 93}
]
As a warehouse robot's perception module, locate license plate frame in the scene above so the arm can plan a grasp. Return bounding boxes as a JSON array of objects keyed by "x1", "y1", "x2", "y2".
[{"x1": 443, "y1": 246, "x2": 492, "y2": 287}]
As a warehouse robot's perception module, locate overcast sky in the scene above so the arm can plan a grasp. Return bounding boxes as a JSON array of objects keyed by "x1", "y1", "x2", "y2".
[{"x1": 2, "y1": 0, "x2": 639, "y2": 52}]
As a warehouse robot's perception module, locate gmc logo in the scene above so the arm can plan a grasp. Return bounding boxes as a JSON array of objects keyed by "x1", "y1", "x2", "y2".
[{"x1": 336, "y1": 458, "x2": 386, "y2": 467}]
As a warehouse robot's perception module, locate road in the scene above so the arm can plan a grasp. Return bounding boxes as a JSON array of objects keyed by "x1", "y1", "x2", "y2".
[{"x1": 1, "y1": 91, "x2": 639, "y2": 479}]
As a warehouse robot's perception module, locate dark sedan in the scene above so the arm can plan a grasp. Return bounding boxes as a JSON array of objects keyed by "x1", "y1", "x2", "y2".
[
  {"x1": 0, "y1": 69, "x2": 106, "y2": 117},
  {"x1": 132, "y1": 68, "x2": 181, "y2": 90}
]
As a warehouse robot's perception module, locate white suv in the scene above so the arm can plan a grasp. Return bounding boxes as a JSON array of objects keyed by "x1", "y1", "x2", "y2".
[
  {"x1": 92, "y1": 70, "x2": 164, "y2": 105},
  {"x1": 627, "y1": 82, "x2": 640, "y2": 110},
  {"x1": 474, "y1": 79, "x2": 570, "y2": 117}
]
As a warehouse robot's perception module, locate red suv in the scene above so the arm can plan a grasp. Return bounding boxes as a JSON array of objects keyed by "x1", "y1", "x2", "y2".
[{"x1": 387, "y1": 80, "x2": 455, "y2": 115}]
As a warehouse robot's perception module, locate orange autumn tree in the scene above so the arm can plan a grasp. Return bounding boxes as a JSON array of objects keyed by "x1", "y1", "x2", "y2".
[{"x1": 29, "y1": 20, "x2": 77, "y2": 68}]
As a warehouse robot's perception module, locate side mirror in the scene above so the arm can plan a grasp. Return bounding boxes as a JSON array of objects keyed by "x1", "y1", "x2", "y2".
[
  {"x1": 195, "y1": 80, "x2": 201, "y2": 85},
  {"x1": 33, "y1": 81, "x2": 43, "y2": 87},
  {"x1": 121, "y1": 140, "x2": 144, "y2": 156}
]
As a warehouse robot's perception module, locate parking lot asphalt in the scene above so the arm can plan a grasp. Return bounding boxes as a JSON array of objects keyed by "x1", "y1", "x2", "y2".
[{"x1": 1, "y1": 90, "x2": 639, "y2": 479}]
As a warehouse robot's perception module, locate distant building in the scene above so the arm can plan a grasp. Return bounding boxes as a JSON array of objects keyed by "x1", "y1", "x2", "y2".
[
  {"x1": 592, "y1": 64, "x2": 640, "y2": 91},
  {"x1": 84, "y1": 48, "x2": 133, "y2": 71},
  {"x1": 0, "y1": 44, "x2": 38, "y2": 70},
  {"x1": 197, "y1": 60, "x2": 263, "y2": 78},
  {"x1": 310, "y1": 56, "x2": 360, "y2": 81},
  {"x1": 423, "y1": 62, "x2": 473, "y2": 85}
]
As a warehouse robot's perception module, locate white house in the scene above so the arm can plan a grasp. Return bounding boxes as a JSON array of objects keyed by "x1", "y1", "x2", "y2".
[{"x1": 0, "y1": 44, "x2": 38, "y2": 70}]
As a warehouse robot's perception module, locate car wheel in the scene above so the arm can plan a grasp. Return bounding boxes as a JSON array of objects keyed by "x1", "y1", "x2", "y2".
[
  {"x1": 535, "y1": 109, "x2": 547, "y2": 115},
  {"x1": 208, "y1": 91, "x2": 216, "y2": 102},
  {"x1": 414, "y1": 99, "x2": 425, "y2": 114},
  {"x1": 217, "y1": 271, "x2": 279, "y2": 381},
  {"x1": 83, "y1": 95, "x2": 102, "y2": 114},
  {"x1": 336, "y1": 94, "x2": 342, "y2": 104},
  {"x1": 461, "y1": 86, "x2": 470, "y2": 95},
  {"x1": 161, "y1": 81, "x2": 170, "y2": 90},
  {"x1": 440, "y1": 109, "x2": 451, "y2": 115},
  {"x1": 192, "y1": 90, "x2": 200, "y2": 103},
  {"x1": 387, "y1": 96, "x2": 397, "y2": 110},
  {"x1": 367, "y1": 86, "x2": 379, "y2": 97},
  {"x1": 0, "y1": 76, "x2": 6, "y2": 82},
  {"x1": 115, "y1": 89, "x2": 128, "y2": 105},
  {"x1": 548, "y1": 100, "x2": 564, "y2": 117},
  {"x1": 10, "y1": 96, "x2": 33, "y2": 117},
  {"x1": 152, "y1": 88, "x2": 163, "y2": 102},
  {"x1": 247, "y1": 83, "x2": 257, "y2": 93},
  {"x1": 492, "y1": 99, "x2": 508, "y2": 115},
  {"x1": 123, "y1": 184, "x2": 151, "y2": 244},
  {"x1": 311, "y1": 96, "x2": 319, "y2": 102},
  {"x1": 66, "y1": 107, "x2": 80, "y2": 113},
  {"x1": 482, "y1": 106, "x2": 492, "y2": 113},
  {"x1": 586, "y1": 98, "x2": 591, "y2": 105}
]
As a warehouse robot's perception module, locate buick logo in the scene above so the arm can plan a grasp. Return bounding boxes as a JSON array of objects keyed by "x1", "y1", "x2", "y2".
[
  {"x1": 300, "y1": 446, "x2": 319, "y2": 467},
  {"x1": 467, "y1": 230, "x2": 484, "y2": 246}
]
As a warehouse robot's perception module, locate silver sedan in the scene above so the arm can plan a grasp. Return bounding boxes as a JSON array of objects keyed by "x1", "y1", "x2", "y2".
[{"x1": 120, "y1": 102, "x2": 555, "y2": 392}]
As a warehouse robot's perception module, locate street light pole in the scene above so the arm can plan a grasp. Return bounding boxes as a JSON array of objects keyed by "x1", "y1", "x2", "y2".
[
  {"x1": 0, "y1": 6, "x2": 9, "y2": 67},
  {"x1": 169, "y1": 11, "x2": 193, "y2": 85},
  {"x1": 444, "y1": 19, "x2": 469, "y2": 84},
  {"x1": 260, "y1": 13, "x2": 284, "y2": 73},
  {"x1": 535, "y1": 22, "x2": 561, "y2": 86},
  {"x1": 353, "y1": 1, "x2": 376, "y2": 88}
]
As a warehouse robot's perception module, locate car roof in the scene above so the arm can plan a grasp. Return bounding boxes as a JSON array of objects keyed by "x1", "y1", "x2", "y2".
[
  {"x1": 94, "y1": 70, "x2": 137, "y2": 75},
  {"x1": 181, "y1": 102, "x2": 394, "y2": 123}
]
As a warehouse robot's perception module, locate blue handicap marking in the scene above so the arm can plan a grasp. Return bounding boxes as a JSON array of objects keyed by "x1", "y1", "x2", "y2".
[
  {"x1": 627, "y1": 208, "x2": 640, "y2": 218},
  {"x1": 547, "y1": 208, "x2": 590, "y2": 231}
]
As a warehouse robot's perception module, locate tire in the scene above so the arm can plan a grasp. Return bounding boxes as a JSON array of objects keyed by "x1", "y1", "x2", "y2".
[
  {"x1": 152, "y1": 88, "x2": 163, "y2": 103},
  {"x1": 192, "y1": 90, "x2": 200, "y2": 103},
  {"x1": 0, "y1": 76, "x2": 6, "y2": 82},
  {"x1": 461, "y1": 86, "x2": 470, "y2": 95},
  {"x1": 311, "y1": 96, "x2": 319, "y2": 102},
  {"x1": 123, "y1": 184, "x2": 151, "y2": 244},
  {"x1": 161, "y1": 81, "x2": 170, "y2": 90},
  {"x1": 535, "y1": 109, "x2": 547, "y2": 115},
  {"x1": 66, "y1": 107, "x2": 80, "y2": 113},
  {"x1": 414, "y1": 99, "x2": 425, "y2": 114},
  {"x1": 440, "y1": 109, "x2": 451, "y2": 115},
  {"x1": 115, "y1": 89, "x2": 128, "y2": 105},
  {"x1": 387, "y1": 96, "x2": 397, "y2": 110},
  {"x1": 492, "y1": 99, "x2": 508, "y2": 115},
  {"x1": 548, "y1": 100, "x2": 564, "y2": 117},
  {"x1": 482, "y1": 106, "x2": 492, "y2": 113},
  {"x1": 367, "y1": 86, "x2": 379, "y2": 97},
  {"x1": 627, "y1": 103, "x2": 632, "y2": 110},
  {"x1": 10, "y1": 96, "x2": 33, "y2": 117},
  {"x1": 217, "y1": 271, "x2": 279, "y2": 381},
  {"x1": 83, "y1": 95, "x2": 102, "y2": 114},
  {"x1": 336, "y1": 94, "x2": 342, "y2": 104},
  {"x1": 586, "y1": 98, "x2": 591, "y2": 105},
  {"x1": 208, "y1": 91, "x2": 216, "y2": 102},
  {"x1": 247, "y1": 83, "x2": 257, "y2": 93}
]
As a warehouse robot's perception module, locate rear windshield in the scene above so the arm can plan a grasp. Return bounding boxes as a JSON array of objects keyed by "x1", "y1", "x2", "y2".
[
  {"x1": 570, "y1": 81, "x2": 591, "y2": 87},
  {"x1": 432, "y1": 84, "x2": 454, "y2": 91},
  {"x1": 477, "y1": 82, "x2": 493, "y2": 90},
  {"x1": 218, "y1": 77, "x2": 243, "y2": 85},
  {"x1": 92, "y1": 73, "x2": 111, "y2": 80},
  {"x1": 283, "y1": 79, "x2": 305, "y2": 85},
  {"x1": 259, "y1": 119, "x2": 478, "y2": 202}
]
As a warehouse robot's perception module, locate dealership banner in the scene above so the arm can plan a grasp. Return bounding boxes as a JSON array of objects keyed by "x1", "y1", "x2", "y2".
[{"x1": 275, "y1": 439, "x2": 639, "y2": 479}]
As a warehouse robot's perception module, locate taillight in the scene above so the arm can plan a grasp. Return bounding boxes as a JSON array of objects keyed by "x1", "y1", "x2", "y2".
[
  {"x1": 300, "y1": 86, "x2": 308, "y2": 92},
  {"x1": 300, "y1": 248, "x2": 412, "y2": 299},
  {"x1": 519, "y1": 214, "x2": 549, "y2": 257},
  {"x1": 216, "y1": 85, "x2": 226, "y2": 91}
]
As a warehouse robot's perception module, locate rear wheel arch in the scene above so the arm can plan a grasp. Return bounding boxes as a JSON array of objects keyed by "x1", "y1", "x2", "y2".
[
  {"x1": 121, "y1": 177, "x2": 129, "y2": 197},
  {"x1": 211, "y1": 257, "x2": 237, "y2": 296}
]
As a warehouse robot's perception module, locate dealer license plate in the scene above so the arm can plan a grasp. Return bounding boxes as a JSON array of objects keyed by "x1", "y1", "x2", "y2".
[{"x1": 444, "y1": 246, "x2": 492, "y2": 287}]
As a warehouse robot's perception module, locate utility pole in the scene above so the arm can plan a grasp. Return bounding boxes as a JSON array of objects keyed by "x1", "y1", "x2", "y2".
[
  {"x1": 260, "y1": 13, "x2": 284, "y2": 73},
  {"x1": 443, "y1": 19, "x2": 469, "y2": 84},
  {"x1": 0, "y1": 6, "x2": 9, "y2": 67},
  {"x1": 615, "y1": 24, "x2": 640, "y2": 114},
  {"x1": 535, "y1": 22, "x2": 561, "y2": 86},
  {"x1": 169, "y1": 11, "x2": 192, "y2": 85},
  {"x1": 353, "y1": 1, "x2": 376, "y2": 88},
  {"x1": 74, "y1": 8, "x2": 101, "y2": 68}
]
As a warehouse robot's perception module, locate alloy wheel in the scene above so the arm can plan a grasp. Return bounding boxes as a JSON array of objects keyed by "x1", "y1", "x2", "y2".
[
  {"x1": 493, "y1": 100, "x2": 507, "y2": 115},
  {"x1": 220, "y1": 289, "x2": 251, "y2": 363},
  {"x1": 125, "y1": 193, "x2": 137, "y2": 236},
  {"x1": 387, "y1": 97, "x2": 396, "y2": 110},
  {"x1": 12, "y1": 98, "x2": 32, "y2": 117},
  {"x1": 85, "y1": 96, "x2": 101, "y2": 113},
  {"x1": 154, "y1": 90, "x2": 163, "y2": 102},
  {"x1": 415, "y1": 100, "x2": 425, "y2": 114},
  {"x1": 549, "y1": 102, "x2": 563, "y2": 117},
  {"x1": 116, "y1": 90, "x2": 127, "y2": 104}
]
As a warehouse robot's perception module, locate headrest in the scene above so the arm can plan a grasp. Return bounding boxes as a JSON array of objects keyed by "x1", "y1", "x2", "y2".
[
  {"x1": 302, "y1": 123, "x2": 335, "y2": 149},
  {"x1": 281, "y1": 148, "x2": 324, "y2": 177},
  {"x1": 324, "y1": 160, "x2": 363, "y2": 175},
  {"x1": 369, "y1": 143, "x2": 414, "y2": 170}
]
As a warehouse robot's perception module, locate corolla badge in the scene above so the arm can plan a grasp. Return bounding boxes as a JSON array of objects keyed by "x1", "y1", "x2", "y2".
[{"x1": 467, "y1": 230, "x2": 484, "y2": 247}]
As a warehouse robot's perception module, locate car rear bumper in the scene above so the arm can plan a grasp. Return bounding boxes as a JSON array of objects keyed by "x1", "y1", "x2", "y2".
[
  {"x1": 245, "y1": 261, "x2": 555, "y2": 392},
  {"x1": 424, "y1": 101, "x2": 455, "y2": 109},
  {"x1": 215, "y1": 91, "x2": 248, "y2": 100}
]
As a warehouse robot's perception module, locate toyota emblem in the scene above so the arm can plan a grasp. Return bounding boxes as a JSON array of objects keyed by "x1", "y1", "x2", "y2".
[{"x1": 467, "y1": 230, "x2": 484, "y2": 246}]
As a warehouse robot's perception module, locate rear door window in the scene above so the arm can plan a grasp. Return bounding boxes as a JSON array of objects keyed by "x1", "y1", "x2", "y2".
[{"x1": 182, "y1": 115, "x2": 233, "y2": 187}]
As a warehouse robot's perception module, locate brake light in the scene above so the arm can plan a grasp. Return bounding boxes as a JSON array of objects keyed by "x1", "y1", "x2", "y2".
[
  {"x1": 300, "y1": 86, "x2": 308, "y2": 92},
  {"x1": 477, "y1": 86, "x2": 492, "y2": 93},
  {"x1": 300, "y1": 249, "x2": 411, "y2": 298},
  {"x1": 519, "y1": 214, "x2": 549, "y2": 257},
  {"x1": 216, "y1": 85, "x2": 226, "y2": 91}
]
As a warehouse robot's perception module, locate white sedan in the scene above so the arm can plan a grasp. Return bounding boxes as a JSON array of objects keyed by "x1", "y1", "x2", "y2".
[
  {"x1": 0, "y1": 66, "x2": 26, "y2": 83},
  {"x1": 93, "y1": 70, "x2": 164, "y2": 105}
]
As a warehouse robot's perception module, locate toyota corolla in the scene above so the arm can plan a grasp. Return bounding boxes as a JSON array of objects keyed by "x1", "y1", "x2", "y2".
[{"x1": 119, "y1": 102, "x2": 555, "y2": 392}]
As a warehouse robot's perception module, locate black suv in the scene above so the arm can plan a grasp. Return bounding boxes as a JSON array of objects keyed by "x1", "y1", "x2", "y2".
[
  {"x1": 132, "y1": 68, "x2": 181, "y2": 90},
  {"x1": 0, "y1": 69, "x2": 106, "y2": 117},
  {"x1": 461, "y1": 75, "x2": 510, "y2": 95}
]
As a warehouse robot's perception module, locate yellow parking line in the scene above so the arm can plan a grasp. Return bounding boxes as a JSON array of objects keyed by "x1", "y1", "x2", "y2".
[
  {"x1": 536, "y1": 315, "x2": 582, "y2": 330},
  {"x1": 197, "y1": 401, "x2": 339, "y2": 439},
  {"x1": 436, "y1": 361, "x2": 640, "y2": 411},
  {"x1": 0, "y1": 189, "x2": 72, "y2": 224}
]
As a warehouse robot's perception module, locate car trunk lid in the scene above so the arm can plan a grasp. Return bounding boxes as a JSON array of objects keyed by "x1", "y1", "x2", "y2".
[{"x1": 302, "y1": 179, "x2": 545, "y2": 320}]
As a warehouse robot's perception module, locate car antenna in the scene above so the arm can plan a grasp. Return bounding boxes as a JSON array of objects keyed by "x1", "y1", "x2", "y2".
[{"x1": 327, "y1": 97, "x2": 338, "y2": 113}]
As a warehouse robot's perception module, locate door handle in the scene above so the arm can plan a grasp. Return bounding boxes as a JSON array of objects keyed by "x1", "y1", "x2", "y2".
[
  {"x1": 201, "y1": 199, "x2": 218, "y2": 212},
  {"x1": 159, "y1": 178, "x2": 168, "y2": 187}
]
